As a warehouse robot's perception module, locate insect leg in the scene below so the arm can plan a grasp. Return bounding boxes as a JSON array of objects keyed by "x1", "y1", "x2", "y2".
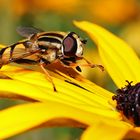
[
  {"x1": 67, "y1": 57, "x2": 104, "y2": 71},
  {"x1": 82, "y1": 57, "x2": 104, "y2": 71},
  {"x1": 39, "y1": 59, "x2": 57, "y2": 92}
]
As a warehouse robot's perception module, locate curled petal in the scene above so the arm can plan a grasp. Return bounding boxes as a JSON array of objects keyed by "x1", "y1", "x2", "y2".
[{"x1": 74, "y1": 21, "x2": 140, "y2": 88}]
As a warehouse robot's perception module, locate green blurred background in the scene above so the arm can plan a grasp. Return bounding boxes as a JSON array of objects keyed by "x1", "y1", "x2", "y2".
[{"x1": 0, "y1": 0, "x2": 140, "y2": 139}]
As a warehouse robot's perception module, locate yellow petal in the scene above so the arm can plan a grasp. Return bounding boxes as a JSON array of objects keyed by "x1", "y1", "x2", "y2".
[
  {"x1": 81, "y1": 122, "x2": 133, "y2": 140},
  {"x1": 125, "y1": 127, "x2": 140, "y2": 140},
  {"x1": 74, "y1": 21, "x2": 140, "y2": 88},
  {"x1": 1, "y1": 65, "x2": 114, "y2": 109},
  {"x1": 0, "y1": 102, "x2": 122, "y2": 139},
  {"x1": 0, "y1": 65, "x2": 122, "y2": 120}
]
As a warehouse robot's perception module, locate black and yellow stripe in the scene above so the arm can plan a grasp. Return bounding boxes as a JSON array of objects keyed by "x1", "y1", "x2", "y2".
[{"x1": 0, "y1": 31, "x2": 67, "y2": 67}]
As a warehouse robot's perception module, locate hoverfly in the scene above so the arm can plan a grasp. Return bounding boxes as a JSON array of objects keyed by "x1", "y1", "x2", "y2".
[{"x1": 0, "y1": 27, "x2": 104, "y2": 91}]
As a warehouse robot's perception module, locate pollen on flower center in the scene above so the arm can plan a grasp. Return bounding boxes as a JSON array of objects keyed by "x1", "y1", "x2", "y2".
[{"x1": 112, "y1": 81, "x2": 140, "y2": 126}]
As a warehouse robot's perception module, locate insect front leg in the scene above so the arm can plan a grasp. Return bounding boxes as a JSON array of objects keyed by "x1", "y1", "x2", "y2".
[
  {"x1": 60, "y1": 57, "x2": 104, "y2": 72},
  {"x1": 82, "y1": 57, "x2": 104, "y2": 71},
  {"x1": 39, "y1": 58, "x2": 57, "y2": 92}
]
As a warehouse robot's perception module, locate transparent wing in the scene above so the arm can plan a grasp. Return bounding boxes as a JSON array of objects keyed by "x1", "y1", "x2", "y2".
[{"x1": 16, "y1": 27, "x2": 44, "y2": 38}]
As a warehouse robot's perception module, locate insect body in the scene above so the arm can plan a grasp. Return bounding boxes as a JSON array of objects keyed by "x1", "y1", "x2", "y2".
[{"x1": 0, "y1": 27, "x2": 104, "y2": 91}]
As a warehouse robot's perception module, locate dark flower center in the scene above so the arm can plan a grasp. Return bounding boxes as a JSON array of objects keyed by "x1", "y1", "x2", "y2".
[{"x1": 112, "y1": 80, "x2": 140, "y2": 126}]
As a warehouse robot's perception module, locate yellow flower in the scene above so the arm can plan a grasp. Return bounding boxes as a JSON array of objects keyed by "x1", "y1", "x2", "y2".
[
  {"x1": 89, "y1": 0, "x2": 139, "y2": 25},
  {"x1": 0, "y1": 21, "x2": 140, "y2": 140},
  {"x1": 1, "y1": 0, "x2": 79, "y2": 16}
]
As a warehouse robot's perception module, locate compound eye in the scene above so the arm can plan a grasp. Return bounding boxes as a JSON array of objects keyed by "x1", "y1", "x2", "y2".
[{"x1": 63, "y1": 33, "x2": 77, "y2": 56}]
